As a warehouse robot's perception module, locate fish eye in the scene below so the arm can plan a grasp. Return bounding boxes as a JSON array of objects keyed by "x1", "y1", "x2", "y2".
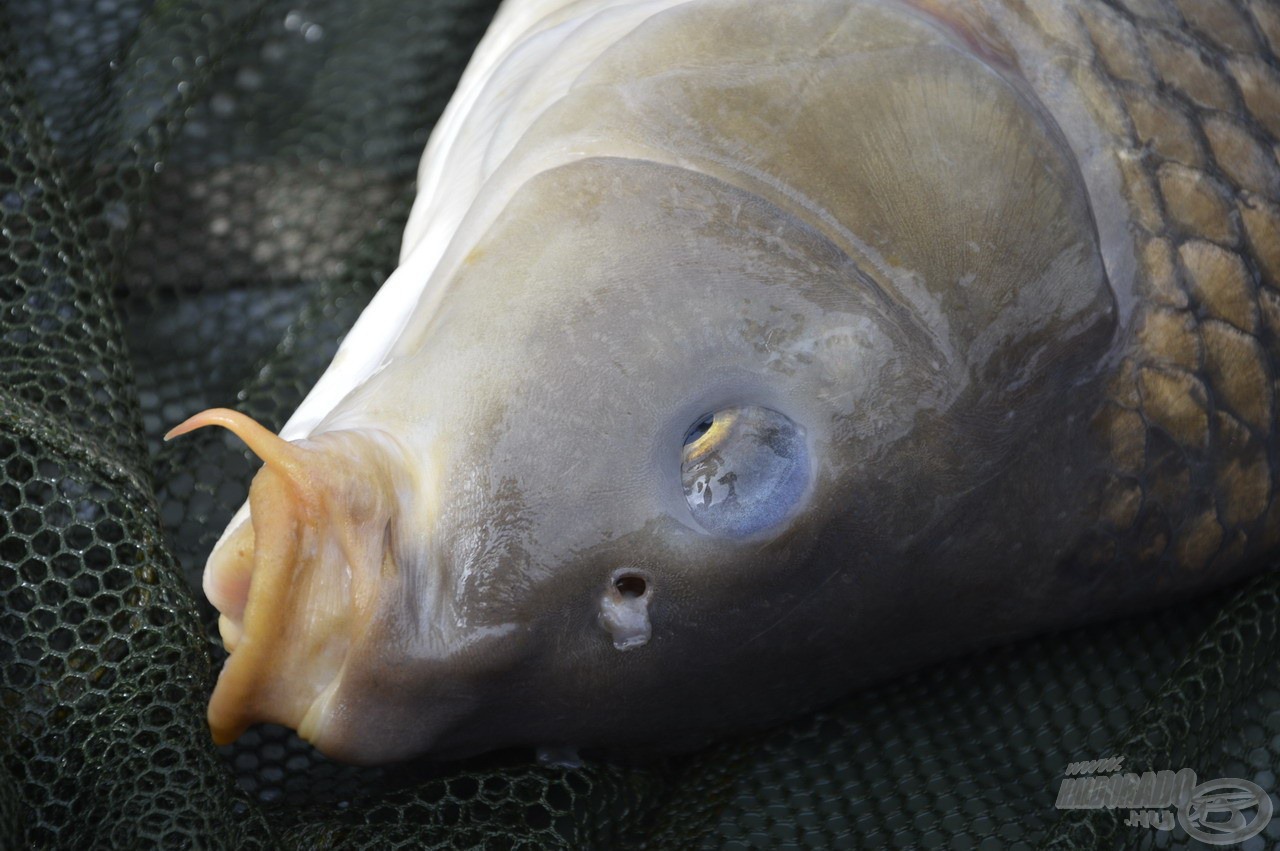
[{"x1": 680, "y1": 405, "x2": 809, "y2": 537}]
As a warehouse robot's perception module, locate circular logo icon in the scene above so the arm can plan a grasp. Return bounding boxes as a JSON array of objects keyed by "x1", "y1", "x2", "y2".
[{"x1": 1178, "y1": 778, "x2": 1273, "y2": 845}]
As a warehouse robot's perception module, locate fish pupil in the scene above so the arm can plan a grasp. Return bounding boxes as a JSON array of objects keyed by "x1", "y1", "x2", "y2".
[{"x1": 683, "y1": 414, "x2": 714, "y2": 446}]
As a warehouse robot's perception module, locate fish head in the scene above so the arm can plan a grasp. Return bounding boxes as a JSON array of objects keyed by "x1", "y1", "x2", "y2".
[{"x1": 177, "y1": 24, "x2": 1120, "y2": 762}]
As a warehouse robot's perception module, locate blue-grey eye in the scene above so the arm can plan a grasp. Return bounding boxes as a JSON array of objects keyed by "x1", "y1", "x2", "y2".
[{"x1": 681, "y1": 406, "x2": 809, "y2": 537}]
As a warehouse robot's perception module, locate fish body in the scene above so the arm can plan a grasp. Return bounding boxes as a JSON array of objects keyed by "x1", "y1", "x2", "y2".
[{"x1": 170, "y1": 0, "x2": 1280, "y2": 763}]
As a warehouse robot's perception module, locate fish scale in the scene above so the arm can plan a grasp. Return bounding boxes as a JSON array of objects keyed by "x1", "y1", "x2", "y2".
[{"x1": 1025, "y1": 0, "x2": 1280, "y2": 576}]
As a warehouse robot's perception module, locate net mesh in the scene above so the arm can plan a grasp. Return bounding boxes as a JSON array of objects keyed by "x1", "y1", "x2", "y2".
[{"x1": 0, "y1": 0, "x2": 1276, "y2": 848}]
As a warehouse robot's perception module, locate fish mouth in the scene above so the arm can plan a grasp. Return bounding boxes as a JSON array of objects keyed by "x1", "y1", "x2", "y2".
[
  {"x1": 204, "y1": 465, "x2": 352, "y2": 745},
  {"x1": 166, "y1": 409, "x2": 408, "y2": 747}
]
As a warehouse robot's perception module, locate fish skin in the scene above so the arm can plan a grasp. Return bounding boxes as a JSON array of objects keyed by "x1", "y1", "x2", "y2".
[{"x1": 182, "y1": 0, "x2": 1280, "y2": 763}]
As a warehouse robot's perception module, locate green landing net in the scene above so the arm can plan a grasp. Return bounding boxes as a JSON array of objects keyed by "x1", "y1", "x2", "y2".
[{"x1": 0, "y1": 1, "x2": 1277, "y2": 848}]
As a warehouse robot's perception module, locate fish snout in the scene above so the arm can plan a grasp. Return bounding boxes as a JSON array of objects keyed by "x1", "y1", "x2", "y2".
[{"x1": 166, "y1": 409, "x2": 412, "y2": 748}]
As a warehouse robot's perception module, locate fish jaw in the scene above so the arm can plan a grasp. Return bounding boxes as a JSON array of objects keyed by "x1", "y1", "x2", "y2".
[{"x1": 167, "y1": 410, "x2": 417, "y2": 747}]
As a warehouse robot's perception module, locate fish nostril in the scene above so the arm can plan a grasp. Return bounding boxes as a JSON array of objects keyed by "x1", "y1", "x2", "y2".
[
  {"x1": 614, "y1": 573, "x2": 647, "y2": 598},
  {"x1": 600, "y1": 570, "x2": 653, "y2": 651}
]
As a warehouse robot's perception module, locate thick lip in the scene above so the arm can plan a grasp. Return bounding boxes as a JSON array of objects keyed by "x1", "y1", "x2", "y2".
[
  {"x1": 166, "y1": 409, "x2": 407, "y2": 749},
  {"x1": 206, "y1": 462, "x2": 351, "y2": 746},
  {"x1": 203, "y1": 516, "x2": 254, "y2": 630}
]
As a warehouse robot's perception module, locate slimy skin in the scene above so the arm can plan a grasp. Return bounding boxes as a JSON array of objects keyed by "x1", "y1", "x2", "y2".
[{"x1": 169, "y1": 0, "x2": 1280, "y2": 764}]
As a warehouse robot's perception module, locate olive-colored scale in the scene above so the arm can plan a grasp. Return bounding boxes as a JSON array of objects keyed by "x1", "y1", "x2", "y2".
[{"x1": 1038, "y1": 0, "x2": 1280, "y2": 576}]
